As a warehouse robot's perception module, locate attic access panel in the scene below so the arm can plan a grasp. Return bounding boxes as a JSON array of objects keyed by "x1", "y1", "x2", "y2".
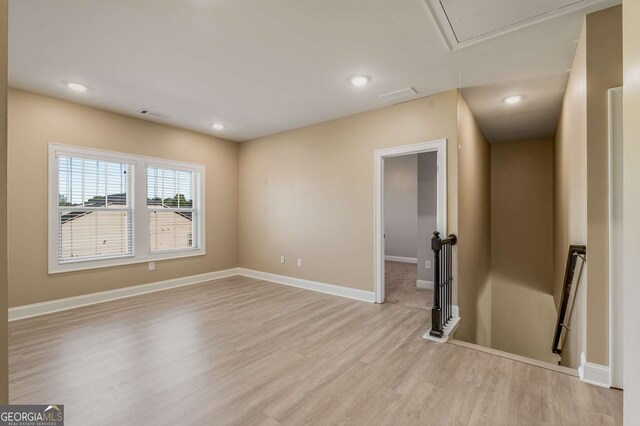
[{"x1": 425, "y1": 0, "x2": 603, "y2": 49}]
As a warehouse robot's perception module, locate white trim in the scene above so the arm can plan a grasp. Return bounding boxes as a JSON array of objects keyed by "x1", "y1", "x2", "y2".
[
  {"x1": 579, "y1": 352, "x2": 611, "y2": 388},
  {"x1": 608, "y1": 87, "x2": 624, "y2": 389},
  {"x1": 9, "y1": 268, "x2": 240, "y2": 321},
  {"x1": 48, "y1": 143, "x2": 206, "y2": 274},
  {"x1": 237, "y1": 268, "x2": 375, "y2": 303},
  {"x1": 424, "y1": 313, "x2": 460, "y2": 343},
  {"x1": 384, "y1": 256, "x2": 417, "y2": 264},
  {"x1": 423, "y1": 0, "x2": 619, "y2": 51},
  {"x1": 9, "y1": 268, "x2": 376, "y2": 321},
  {"x1": 374, "y1": 139, "x2": 447, "y2": 304},
  {"x1": 416, "y1": 279, "x2": 434, "y2": 290}
]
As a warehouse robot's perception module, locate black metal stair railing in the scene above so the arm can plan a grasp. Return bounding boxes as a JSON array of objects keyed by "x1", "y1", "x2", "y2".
[
  {"x1": 429, "y1": 231, "x2": 457, "y2": 338},
  {"x1": 552, "y1": 245, "x2": 587, "y2": 356}
]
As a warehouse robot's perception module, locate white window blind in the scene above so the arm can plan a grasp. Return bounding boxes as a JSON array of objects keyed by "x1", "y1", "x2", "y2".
[
  {"x1": 147, "y1": 166, "x2": 200, "y2": 253},
  {"x1": 57, "y1": 155, "x2": 134, "y2": 263}
]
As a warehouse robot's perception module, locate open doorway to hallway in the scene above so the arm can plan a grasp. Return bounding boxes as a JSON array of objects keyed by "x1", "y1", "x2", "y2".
[
  {"x1": 383, "y1": 151, "x2": 438, "y2": 310},
  {"x1": 374, "y1": 139, "x2": 447, "y2": 306}
]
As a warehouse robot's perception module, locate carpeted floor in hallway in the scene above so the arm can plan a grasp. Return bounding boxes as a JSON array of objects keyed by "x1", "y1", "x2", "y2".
[{"x1": 384, "y1": 261, "x2": 433, "y2": 310}]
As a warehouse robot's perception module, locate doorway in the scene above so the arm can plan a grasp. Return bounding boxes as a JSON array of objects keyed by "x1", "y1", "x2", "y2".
[{"x1": 374, "y1": 140, "x2": 447, "y2": 305}]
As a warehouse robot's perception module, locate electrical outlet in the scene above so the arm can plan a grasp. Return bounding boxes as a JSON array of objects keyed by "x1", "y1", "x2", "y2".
[
  {"x1": 149, "y1": 261, "x2": 156, "y2": 271},
  {"x1": 280, "y1": 256, "x2": 286, "y2": 264},
  {"x1": 297, "y1": 258, "x2": 302, "y2": 267},
  {"x1": 425, "y1": 260, "x2": 431, "y2": 269}
]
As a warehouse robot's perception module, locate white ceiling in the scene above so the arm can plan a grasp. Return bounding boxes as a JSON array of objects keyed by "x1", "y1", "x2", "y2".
[{"x1": 8, "y1": 0, "x2": 619, "y2": 143}]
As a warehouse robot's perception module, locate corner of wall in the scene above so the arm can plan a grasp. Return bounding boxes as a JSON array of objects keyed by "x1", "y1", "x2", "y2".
[{"x1": 455, "y1": 94, "x2": 492, "y2": 347}]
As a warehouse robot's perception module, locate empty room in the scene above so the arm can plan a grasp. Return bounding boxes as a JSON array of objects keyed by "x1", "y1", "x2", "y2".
[{"x1": 1, "y1": 0, "x2": 640, "y2": 425}]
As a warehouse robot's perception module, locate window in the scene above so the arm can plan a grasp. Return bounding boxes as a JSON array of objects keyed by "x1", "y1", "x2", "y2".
[
  {"x1": 49, "y1": 144, "x2": 205, "y2": 273},
  {"x1": 57, "y1": 156, "x2": 133, "y2": 263},
  {"x1": 147, "y1": 167, "x2": 200, "y2": 253}
]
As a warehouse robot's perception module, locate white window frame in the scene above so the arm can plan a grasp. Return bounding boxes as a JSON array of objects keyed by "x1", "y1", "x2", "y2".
[{"x1": 48, "y1": 143, "x2": 206, "y2": 274}]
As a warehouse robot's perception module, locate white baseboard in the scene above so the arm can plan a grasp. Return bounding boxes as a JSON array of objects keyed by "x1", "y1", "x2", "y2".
[
  {"x1": 237, "y1": 268, "x2": 375, "y2": 303},
  {"x1": 9, "y1": 268, "x2": 241, "y2": 321},
  {"x1": 9, "y1": 267, "x2": 376, "y2": 321},
  {"x1": 416, "y1": 279, "x2": 434, "y2": 290},
  {"x1": 384, "y1": 256, "x2": 418, "y2": 264},
  {"x1": 424, "y1": 315, "x2": 461, "y2": 343},
  {"x1": 578, "y1": 352, "x2": 611, "y2": 388}
]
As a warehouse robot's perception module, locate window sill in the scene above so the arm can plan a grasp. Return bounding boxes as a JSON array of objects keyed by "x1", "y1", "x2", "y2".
[{"x1": 48, "y1": 248, "x2": 205, "y2": 274}]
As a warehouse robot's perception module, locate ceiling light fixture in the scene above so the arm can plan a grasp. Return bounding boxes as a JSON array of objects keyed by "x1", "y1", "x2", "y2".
[
  {"x1": 211, "y1": 123, "x2": 225, "y2": 130},
  {"x1": 350, "y1": 76, "x2": 370, "y2": 87},
  {"x1": 66, "y1": 82, "x2": 87, "y2": 92},
  {"x1": 504, "y1": 95, "x2": 523, "y2": 104}
]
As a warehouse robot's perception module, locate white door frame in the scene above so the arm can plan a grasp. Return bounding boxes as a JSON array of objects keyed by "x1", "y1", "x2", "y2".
[
  {"x1": 608, "y1": 87, "x2": 623, "y2": 388},
  {"x1": 374, "y1": 139, "x2": 447, "y2": 304}
]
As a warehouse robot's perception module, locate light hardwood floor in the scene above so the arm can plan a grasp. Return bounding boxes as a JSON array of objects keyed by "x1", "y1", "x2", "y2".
[{"x1": 9, "y1": 276, "x2": 622, "y2": 425}]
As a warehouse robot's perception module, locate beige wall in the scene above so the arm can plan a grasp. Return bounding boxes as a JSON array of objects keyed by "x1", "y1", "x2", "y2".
[
  {"x1": 0, "y1": 0, "x2": 7, "y2": 405},
  {"x1": 239, "y1": 90, "x2": 459, "y2": 292},
  {"x1": 553, "y1": 5, "x2": 622, "y2": 368},
  {"x1": 623, "y1": 0, "x2": 640, "y2": 421},
  {"x1": 8, "y1": 89, "x2": 239, "y2": 307},
  {"x1": 490, "y1": 139, "x2": 557, "y2": 364},
  {"x1": 554, "y1": 21, "x2": 588, "y2": 369},
  {"x1": 585, "y1": 5, "x2": 622, "y2": 366},
  {"x1": 455, "y1": 95, "x2": 491, "y2": 346}
]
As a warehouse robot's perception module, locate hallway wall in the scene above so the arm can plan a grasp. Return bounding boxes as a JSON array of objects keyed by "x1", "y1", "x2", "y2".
[
  {"x1": 490, "y1": 138, "x2": 557, "y2": 364},
  {"x1": 384, "y1": 154, "x2": 417, "y2": 260},
  {"x1": 456, "y1": 95, "x2": 492, "y2": 346},
  {"x1": 554, "y1": 20, "x2": 588, "y2": 370},
  {"x1": 554, "y1": 5, "x2": 622, "y2": 368},
  {"x1": 584, "y1": 5, "x2": 623, "y2": 366},
  {"x1": 417, "y1": 152, "x2": 438, "y2": 283}
]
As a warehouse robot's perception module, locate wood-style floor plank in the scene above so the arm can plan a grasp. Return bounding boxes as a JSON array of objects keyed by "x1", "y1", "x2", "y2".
[{"x1": 9, "y1": 276, "x2": 622, "y2": 425}]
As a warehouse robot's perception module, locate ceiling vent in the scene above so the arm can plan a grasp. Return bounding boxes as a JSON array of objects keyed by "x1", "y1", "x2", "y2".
[
  {"x1": 425, "y1": 0, "x2": 616, "y2": 50},
  {"x1": 380, "y1": 87, "x2": 418, "y2": 103},
  {"x1": 138, "y1": 109, "x2": 171, "y2": 119}
]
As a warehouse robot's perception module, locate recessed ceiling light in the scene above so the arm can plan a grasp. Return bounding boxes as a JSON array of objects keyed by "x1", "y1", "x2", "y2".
[
  {"x1": 504, "y1": 95, "x2": 523, "y2": 104},
  {"x1": 66, "y1": 82, "x2": 87, "y2": 92},
  {"x1": 350, "y1": 76, "x2": 370, "y2": 87},
  {"x1": 211, "y1": 123, "x2": 225, "y2": 130}
]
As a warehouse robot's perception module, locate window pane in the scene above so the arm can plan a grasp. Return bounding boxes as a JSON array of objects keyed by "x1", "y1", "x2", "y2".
[
  {"x1": 148, "y1": 210, "x2": 194, "y2": 252},
  {"x1": 147, "y1": 166, "x2": 199, "y2": 253},
  {"x1": 59, "y1": 210, "x2": 133, "y2": 262},
  {"x1": 147, "y1": 167, "x2": 194, "y2": 207},
  {"x1": 58, "y1": 155, "x2": 133, "y2": 263}
]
